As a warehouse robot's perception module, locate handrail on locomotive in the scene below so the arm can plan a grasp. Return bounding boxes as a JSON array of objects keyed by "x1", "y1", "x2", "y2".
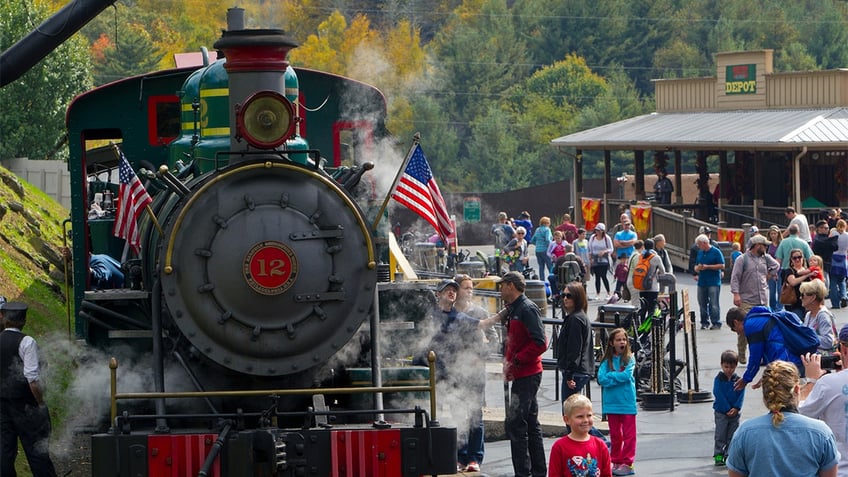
[{"x1": 108, "y1": 351, "x2": 443, "y2": 431}]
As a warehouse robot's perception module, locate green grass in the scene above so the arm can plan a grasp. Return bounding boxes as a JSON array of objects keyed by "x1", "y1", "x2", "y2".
[{"x1": 0, "y1": 167, "x2": 77, "y2": 476}]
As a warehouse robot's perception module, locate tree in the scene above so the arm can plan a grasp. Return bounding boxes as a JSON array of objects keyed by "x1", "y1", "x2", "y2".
[
  {"x1": 0, "y1": 0, "x2": 93, "y2": 161},
  {"x1": 93, "y1": 23, "x2": 161, "y2": 85}
]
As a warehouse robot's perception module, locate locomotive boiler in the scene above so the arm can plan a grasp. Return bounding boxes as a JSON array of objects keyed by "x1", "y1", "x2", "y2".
[{"x1": 27, "y1": 5, "x2": 459, "y2": 476}]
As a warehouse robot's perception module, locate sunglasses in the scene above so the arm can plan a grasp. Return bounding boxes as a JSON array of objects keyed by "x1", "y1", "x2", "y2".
[
  {"x1": 564, "y1": 293, "x2": 574, "y2": 299},
  {"x1": 792, "y1": 256, "x2": 803, "y2": 260}
]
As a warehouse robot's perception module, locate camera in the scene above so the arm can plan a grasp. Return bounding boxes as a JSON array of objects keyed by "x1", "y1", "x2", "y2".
[{"x1": 821, "y1": 355, "x2": 841, "y2": 370}]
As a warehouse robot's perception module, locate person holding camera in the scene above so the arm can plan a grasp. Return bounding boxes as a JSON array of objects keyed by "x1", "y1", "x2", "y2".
[
  {"x1": 800, "y1": 326, "x2": 848, "y2": 476},
  {"x1": 800, "y1": 279, "x2": 838, "y2": 356}
]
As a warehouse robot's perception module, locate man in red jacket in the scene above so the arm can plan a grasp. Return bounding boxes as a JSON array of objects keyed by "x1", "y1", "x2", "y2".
[{"x1": 481, "y1": 271, "x2": 548, "y2": 477}]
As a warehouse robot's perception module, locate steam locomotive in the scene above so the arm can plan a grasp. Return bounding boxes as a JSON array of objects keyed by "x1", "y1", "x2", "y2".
[{"x1": 22, "y1": 5, "x2": 457, "y2": 476}]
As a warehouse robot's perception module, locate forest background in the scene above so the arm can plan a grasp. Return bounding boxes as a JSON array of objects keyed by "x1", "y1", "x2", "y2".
[{"x1": 3, "y1": 0, "x2": 848, "y2": 193}]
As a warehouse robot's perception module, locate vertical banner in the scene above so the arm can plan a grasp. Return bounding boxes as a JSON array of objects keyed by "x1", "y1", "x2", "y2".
[
  {"x1": 630, "y1": 204, "x2": 652, "y2": 237},
  {"x1": 581, "y1": 198, "x2": 601, "y2": 231},
  {"x1": 718, "y1": 228, "x2": 744, "y2": 247}
]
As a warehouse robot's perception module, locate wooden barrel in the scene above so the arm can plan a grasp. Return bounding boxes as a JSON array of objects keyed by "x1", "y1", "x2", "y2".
[{"x1": 525, "y1": 279, "x2": 547, "y2": 315}]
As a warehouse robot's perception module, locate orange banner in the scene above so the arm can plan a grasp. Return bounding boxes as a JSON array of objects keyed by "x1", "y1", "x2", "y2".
[
  {"x1": 718, "y1": 228, "x2": 744, "y2": 246},
  {"x1": 581, "y1": 198, "x2": 601, "y2": 231},
  {"x1": 630, "y1": 204, "x2": 652, "y2": 237}
]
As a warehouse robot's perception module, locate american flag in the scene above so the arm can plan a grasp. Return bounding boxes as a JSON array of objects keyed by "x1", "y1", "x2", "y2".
[
  {"x1": 391, "y1": 144, "x2": 453, "y2": 241},
  {"x1": 112, "y1": 150, "x2": 152, "y2": 251}
]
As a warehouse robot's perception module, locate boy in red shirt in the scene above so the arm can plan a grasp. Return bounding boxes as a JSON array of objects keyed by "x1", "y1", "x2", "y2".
[{"x1": 548, "y1": 394, "x2": 612, "y2": 477}]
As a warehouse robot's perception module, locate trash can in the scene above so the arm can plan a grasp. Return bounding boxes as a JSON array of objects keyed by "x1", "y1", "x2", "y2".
[{"x1": 715, "y1": 241, "x2": 734, "y2": 283}]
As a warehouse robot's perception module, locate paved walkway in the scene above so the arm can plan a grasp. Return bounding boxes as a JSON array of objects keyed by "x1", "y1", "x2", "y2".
[{"x1": 437, "y1": 244, "x2": 848, "y2": 476}]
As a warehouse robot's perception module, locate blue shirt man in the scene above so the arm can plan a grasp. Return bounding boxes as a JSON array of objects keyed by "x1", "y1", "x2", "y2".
[
  {"x1": 695, "y1": 234, "x2": 725, "y2": 330},
  {"x1": 613, "y1": 221, "x2": 637, "y2": 258}
]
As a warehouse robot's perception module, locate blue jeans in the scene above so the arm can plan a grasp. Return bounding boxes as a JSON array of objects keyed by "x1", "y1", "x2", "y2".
[
  {"x1": 829, "y1": 271, "x2": 846, "y2": 309},
  {"x1": 560, "y1": 372, "x2": 592, "y2": 407},
  {"x1": 506, "y1": 373, "x2": 546, "y2": 477},
  {"x1": 768, "y1": 277, "x2": 783, "y2": 311},
  {"x1": 457, "y1": 406, "x2": 484, "y2": 465},
  {"x1": 698, "y1": 285, "x2": 721, "y2": 326},
  {"x1": 536, "y1": 252, "x2": 553, "y2": 281}
]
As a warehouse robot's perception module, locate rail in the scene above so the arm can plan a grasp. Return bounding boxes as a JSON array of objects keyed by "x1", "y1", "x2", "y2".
[{"x1": 108, "y1": 350, "x2": 442, "y2": 426}]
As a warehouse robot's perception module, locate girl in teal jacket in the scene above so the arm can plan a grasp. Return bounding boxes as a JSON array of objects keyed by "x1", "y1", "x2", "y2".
[{"x1": 597, "y1": 328, "x2": 637, "y2": 476}]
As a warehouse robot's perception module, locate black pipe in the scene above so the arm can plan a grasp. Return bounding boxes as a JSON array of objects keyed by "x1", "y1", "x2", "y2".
[
  {"x1": 151, "y1": 279, "x2": 169, "y2": 432},
  {"x1": 80, "y1": 300, "x2": 149, "y2": 329},
  {"x1": 0, "y1": 0, "x2": 117, "y2": 88},
  {"x1": 197, "y1": 422, "x2": 232, "y2": 477},
  {"x1": 171, "y1": 350, "x2": 219, "y2": 414}
]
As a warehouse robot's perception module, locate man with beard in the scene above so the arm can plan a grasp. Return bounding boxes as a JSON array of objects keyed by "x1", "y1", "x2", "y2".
[{"x1": 730, "y1": 235, "x2": 780, "y2": 364}]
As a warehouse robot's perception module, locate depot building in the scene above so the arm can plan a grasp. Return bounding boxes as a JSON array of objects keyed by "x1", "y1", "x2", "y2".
[{"x1": 552, "y1": 50, "x2": 848, "y2": 227}]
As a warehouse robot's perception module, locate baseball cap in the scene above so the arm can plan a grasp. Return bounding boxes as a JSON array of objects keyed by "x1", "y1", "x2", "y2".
[
  {"x1": 493, "y1": 271, "x2": 526, "y2": 292},
  {"x1": 750, "y1": 225, "x2": 759, "y2": 234},
  {"x1": 595, "y1": 223, "x2": 606, "y2": 232},
  {"x1": 436, "y1": 279, "x2": 459, "y2": 292},
  {"x1": 699, "y1": 225, "x2": 712, "y2": 234},
  {"x1": 748, "y1": 235, "x2": 771, "y2": 248},
  {"x1": 839, "y1": 323, "x2": 848, "y2": 342}
]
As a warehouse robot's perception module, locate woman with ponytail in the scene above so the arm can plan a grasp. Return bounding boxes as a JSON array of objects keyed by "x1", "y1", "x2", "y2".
[{"x1": 726, "y1": 361, "x2": 838, "y2": 477}]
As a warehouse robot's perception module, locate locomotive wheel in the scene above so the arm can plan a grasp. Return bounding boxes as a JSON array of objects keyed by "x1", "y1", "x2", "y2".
[{"x1": 159, "y1": 161, "x2": 376, "y2": 376}]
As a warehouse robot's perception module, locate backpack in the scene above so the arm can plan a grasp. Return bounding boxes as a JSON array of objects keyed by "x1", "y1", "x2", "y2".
[
  {"x1": 557, "y1": 253, "x2": 582, "y2": 286},
  {"x1": 632, "y1": 252, "x2": 654, "y2": 290},
  {"x1": 746, "y1": 306, "x2": 820, "y2": 356}
]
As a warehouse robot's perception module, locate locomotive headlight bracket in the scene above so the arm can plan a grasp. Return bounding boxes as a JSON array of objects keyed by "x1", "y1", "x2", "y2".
[{"x1": 235, "y1": 91, "x2": 296, "y2": 148}]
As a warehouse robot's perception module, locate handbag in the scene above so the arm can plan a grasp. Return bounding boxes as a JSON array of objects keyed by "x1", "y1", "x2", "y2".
[{"x1": 779, "y1": 280, "x2": 797, "y2": 306}]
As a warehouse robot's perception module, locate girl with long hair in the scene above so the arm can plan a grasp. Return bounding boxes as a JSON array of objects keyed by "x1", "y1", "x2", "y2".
[{"x1": 597, "y1": 328, "x2": 637, "y2": 476}]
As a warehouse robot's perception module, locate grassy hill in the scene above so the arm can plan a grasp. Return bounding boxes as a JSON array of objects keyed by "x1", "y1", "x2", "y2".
[{"x1": 0, "y1": 165, "x2": 91, "y2": 476}]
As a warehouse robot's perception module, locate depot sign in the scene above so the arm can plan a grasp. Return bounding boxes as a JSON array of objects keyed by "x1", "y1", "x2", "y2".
[{"x1": 726, "y1": 64, "x2": 756, "y2": 94}]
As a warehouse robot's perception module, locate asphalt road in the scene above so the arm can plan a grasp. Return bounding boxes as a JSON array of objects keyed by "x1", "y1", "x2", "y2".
[{"x1": 439, "y1": 251, "x2": 848, "y2": 477}]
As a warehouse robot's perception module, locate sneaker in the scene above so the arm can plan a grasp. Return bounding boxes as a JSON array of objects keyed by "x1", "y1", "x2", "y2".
[
  {"x1": 612, "y1": 464, "x2": 635, "y2": 476},
  {"x1": 457, "y1": 462, "x2": 466, "y2": 472},
  {"x1": 710, "y1": 324, "x2": 721, "y2": 330},
  {"x1": 842, "y1": 298, "x2": 848, "y2": 308},
  {"x1": 714, "y1": 454, "x2": 726, "y2": 466},
  {"x1": 739, "y1": 356, "x2": 747, "y2": 365},
  {"x1": 465, "y1": 461, "x2": 480, "y2": 472},
  {"x1": 700, "y1": 324, "x2": 709, "y2": 330}
]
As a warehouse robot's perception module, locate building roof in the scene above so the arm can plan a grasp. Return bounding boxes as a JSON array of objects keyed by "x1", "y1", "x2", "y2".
[{"x1": 551, "y1": 107, "x2": 848, "y2": 151}]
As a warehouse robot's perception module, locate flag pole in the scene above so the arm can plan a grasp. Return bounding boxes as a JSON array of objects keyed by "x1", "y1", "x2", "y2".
[{"x1": 371, "y1": 132, "x2": 420, "y2": 233}]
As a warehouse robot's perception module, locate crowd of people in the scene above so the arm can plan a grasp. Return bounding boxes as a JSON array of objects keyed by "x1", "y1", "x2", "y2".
[{"x1": 473, "y1": 204, "x2": 848, "y2": 476}]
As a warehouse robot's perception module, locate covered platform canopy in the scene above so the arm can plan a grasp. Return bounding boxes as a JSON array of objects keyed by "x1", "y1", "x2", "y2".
[
  {"x1": 550, "y1": 50, "x2": 848, "y2": 228},
  {"x1": 552, "y1": 107, "x2": 848, "y2": 151}
]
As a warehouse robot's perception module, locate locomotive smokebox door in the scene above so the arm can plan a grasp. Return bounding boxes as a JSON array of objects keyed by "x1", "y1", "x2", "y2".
[{"x1": 160, "y1": 162, "x2": 377, "y2": 377}]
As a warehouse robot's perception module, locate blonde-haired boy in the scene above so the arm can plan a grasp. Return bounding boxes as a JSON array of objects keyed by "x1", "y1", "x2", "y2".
[{"x1": 548, "y1": 394, "x2": 612, "y2": 477}]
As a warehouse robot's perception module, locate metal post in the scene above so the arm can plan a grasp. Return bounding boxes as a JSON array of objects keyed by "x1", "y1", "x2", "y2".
[{"x1": 370, "y1": 287, "x2": 385, "y2": 423}]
